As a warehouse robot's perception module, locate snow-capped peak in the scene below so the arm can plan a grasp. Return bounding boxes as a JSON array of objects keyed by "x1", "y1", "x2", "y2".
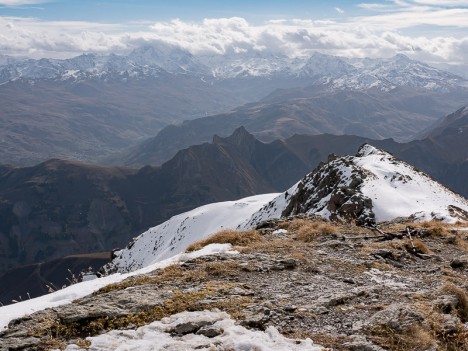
[{"x1": 242, "y1": 144, "x2": 468, "y2": 228}]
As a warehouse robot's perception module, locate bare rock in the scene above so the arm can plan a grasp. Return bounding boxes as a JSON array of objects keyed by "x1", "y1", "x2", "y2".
[
  {"x1": 170, "y1": 320, "x2": 211, "y2": 335},
  {"x1": 316, "y1": 292, "x2": 356, "y2": 308},
  {"x1": 367, "y1": 304, "x2": 425, "y2": 332},
  {"x1": 344, "y1": 335, "x2": 386, "y2": 351},
  {"x1": 196, "y1": 325, "x2": 223, "y2": 338}
]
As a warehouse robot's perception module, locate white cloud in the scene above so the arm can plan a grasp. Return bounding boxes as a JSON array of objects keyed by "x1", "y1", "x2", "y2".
[
  {"x1": 0, "y1": 14, "x2": 467, "y2": 67},
  {"x1": 411, "y1": 0, "x2": 468, "y2": 6},
  {"x1": 355, "y1": 8, "x2": 468, "y2": 29},
  {"x1": 335, "y1": 7, "x2": 345, "y2": 14},
  {"x1": 0, "y1": 0, "x2": 49, "y2": 5}
]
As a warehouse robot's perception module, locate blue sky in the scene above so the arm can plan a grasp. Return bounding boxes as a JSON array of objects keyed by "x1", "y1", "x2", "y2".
[
  {"x1": 0, "y1": 0, "x2": 363, "y2": 22},
  {"x1": 0, "y1": 0, "x2": 467, "y2": 66}
]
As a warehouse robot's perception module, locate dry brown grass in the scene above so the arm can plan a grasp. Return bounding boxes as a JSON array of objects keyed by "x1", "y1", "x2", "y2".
[
  {"x1": 420, "y1": 221, "x2": 452, "y2": 237},
  {"x1": 426, "y1": 312, "x2": 468, "y2": 351},
  {"x1": 95, "y1": 264, "x2": 206, "y2": 295},
  {"x1": 413, "y1": 298, "x2": 468, "y2": 351},
  {"x1": 204, "y1": 261, "x2": 241, "y2": 277},
  {"x1": 369, "y1": 324, "x2": 437, "y2": 351},
  {"x1": 186, "y1": 229, "x2": 263, "y2": 252},
  {"x1": 287, "y1": 219, "x2": 338, "y2": 242},
  {"x1": 440, "y1": 283, "x2": 468, "y2": 322},
  {"x1": 404, "y1": 237, "x2": 432, "y2": 254},
  {"x1": 75, "y1": 339, "x2": 91, "y2": 349}
]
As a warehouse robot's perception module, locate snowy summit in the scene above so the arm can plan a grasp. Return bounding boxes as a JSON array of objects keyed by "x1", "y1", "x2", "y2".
[{"x1": 243, "y1": 144, "x2": 468, "y2": 228}]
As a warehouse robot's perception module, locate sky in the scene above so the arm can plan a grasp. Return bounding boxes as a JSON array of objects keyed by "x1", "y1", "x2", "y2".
[{"x1": 0, "y1": 0, "x2": 467, "y2": 67}]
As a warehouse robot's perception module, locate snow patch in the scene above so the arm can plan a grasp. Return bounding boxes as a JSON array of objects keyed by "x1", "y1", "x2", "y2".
[{"x1": 63, "y1": 310, "x2": 322, "y2": 351}]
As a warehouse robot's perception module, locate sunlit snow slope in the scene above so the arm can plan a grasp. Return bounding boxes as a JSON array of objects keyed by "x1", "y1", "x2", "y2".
[{"x1": 111, "y1": 194, "x2": 278, "y2": 273}]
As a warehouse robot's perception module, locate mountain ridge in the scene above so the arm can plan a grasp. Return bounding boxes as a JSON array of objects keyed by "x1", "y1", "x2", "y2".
[{"x1": 115, "y1": 87, "x2": 467, "y2": 167}]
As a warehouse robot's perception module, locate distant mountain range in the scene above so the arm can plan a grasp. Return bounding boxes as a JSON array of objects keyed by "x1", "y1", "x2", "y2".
[
  {"x1": 115, "y1": 86, "x2": 467, "y2": 167},
  {"x1": 1, "y1": 45, "x2": 466, "y2": 91},
  {"x1": 1, "y1": 44, "x2": 467, "y2": 166}
]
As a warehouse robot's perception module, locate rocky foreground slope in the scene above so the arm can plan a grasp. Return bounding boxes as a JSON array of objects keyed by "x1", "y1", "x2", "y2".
[{"x1": 0, "y1": 217, "x2": 467, "y2": 350}]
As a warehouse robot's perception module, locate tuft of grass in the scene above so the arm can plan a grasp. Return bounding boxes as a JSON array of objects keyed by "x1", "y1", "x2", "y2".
[
  {"x1": 426, "y1": 311, "x2": 468, "y2": 351},
  {"x1": 420, "y1": 221, "x2": 451, "y2": 237},
  {"x1": 404, "y1": 237, "x2": 432, "y2": 254},
  {"x1": 440, "y1": 283, "x2": 468, "y2": 322},
  {"x1": 75, "y1": 339, "x2": 91, "y2": 349},
  {"x1": 185, "y1": 229, "x2": 262, "y2": 252},
  {"x1": 369, "y1": 324, "x2": 437, "y2": 351},
  {"x1": 288, "y1": 219, "x2": 338, "y2": 242},
  {"x1": 204, "y1": 261, "x2": 241, "y2": 277}
]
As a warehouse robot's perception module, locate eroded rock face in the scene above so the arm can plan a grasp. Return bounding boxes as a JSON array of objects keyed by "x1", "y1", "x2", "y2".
[{"x1": 281, "y1": 156, "x2": 375, "y2": 225}]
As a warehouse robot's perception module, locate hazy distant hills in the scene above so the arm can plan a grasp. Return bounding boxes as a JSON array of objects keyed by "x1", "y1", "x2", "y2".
[
  {"x1": 0, "y1": 128, "x2": 315, "y2": 276},
  {"x1": 0, "y1": 75, "x2": 267, "y2": 166},
  {"x1": 1, "y1": 45, "x2": 467, "y2": 166},
  {"x1": 115, "y1": 85, "x2": 467, "y2": 167}
]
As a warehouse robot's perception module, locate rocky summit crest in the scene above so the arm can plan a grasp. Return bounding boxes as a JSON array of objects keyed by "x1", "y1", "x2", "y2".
[{"x1": 243, "y1": 144, "x2": 468, "y2": 228}]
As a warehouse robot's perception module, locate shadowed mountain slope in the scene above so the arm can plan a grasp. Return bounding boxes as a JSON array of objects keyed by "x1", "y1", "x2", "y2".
[
  {"x1": 0, "y1": 253, "x2": 110, "y2": 306},
  {"x1": 0, "y1": 128, "x2": 316, "y2": 276}
]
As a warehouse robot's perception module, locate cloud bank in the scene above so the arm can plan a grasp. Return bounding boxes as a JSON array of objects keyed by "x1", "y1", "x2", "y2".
[{"x1": 1, "y1": 1, "x2": 468, "y2": 67}]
